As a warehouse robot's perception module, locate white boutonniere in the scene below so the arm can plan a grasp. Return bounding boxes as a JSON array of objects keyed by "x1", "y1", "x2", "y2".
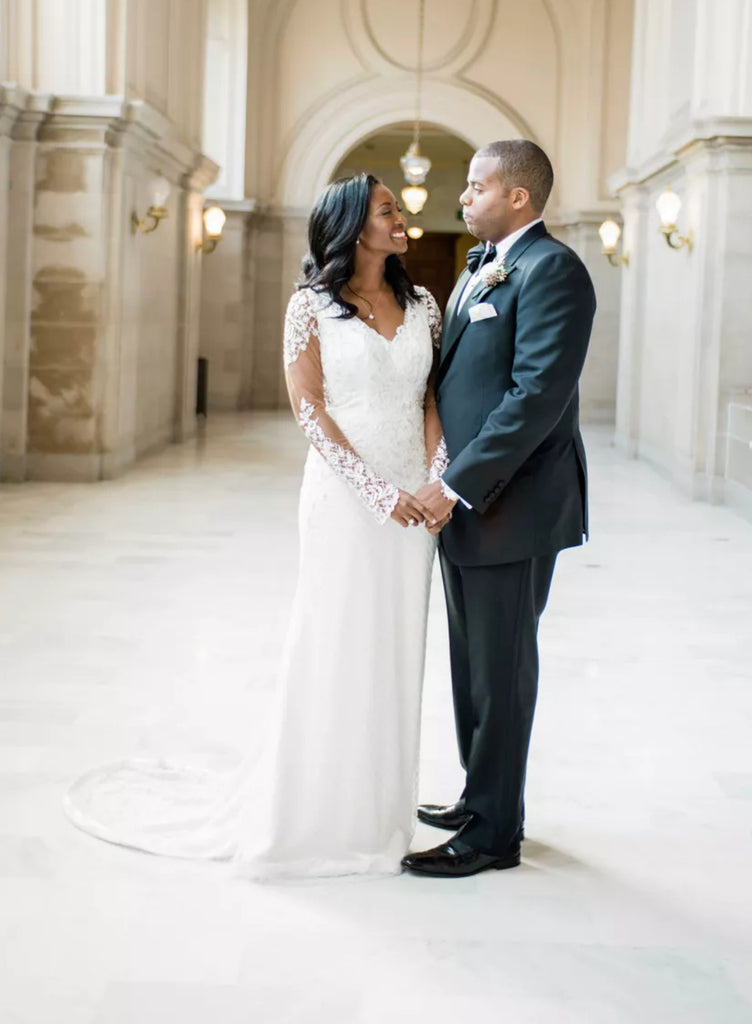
[{"x1": 479, "y1": 256, "x2": 509, "y2": 288}]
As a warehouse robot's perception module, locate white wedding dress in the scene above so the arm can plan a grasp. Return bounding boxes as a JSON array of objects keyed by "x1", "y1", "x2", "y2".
[{"x1": 64, "y1": 285, "x2": 446, "y2": 879}]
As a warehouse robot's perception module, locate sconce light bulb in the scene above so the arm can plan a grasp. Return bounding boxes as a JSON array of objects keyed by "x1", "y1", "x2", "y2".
[
  {"x1": 406, "y1": 225, "x2": 424, "y2": 239},
  {"x1": 598, "y1": 219, "x2": 622, "y2": 253},
  {"x1": 149, "y1": 174, "x2": 171, "y2": 209},
  {"x1": 656, "y1": 186, "x2": 682, "y2": 229},
  {"x1": 203, "y1": 204, "x2": 227, "y2": 239}
]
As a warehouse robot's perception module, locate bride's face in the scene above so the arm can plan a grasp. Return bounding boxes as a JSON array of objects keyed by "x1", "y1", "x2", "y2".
[{"x1": 357, "y1": 184, "x2": 408, "y2": 256}]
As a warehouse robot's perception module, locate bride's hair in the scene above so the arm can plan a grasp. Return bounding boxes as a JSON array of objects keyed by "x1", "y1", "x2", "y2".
[{"x1": 299, "y1": 173, "x2": 417, "y2": 317}]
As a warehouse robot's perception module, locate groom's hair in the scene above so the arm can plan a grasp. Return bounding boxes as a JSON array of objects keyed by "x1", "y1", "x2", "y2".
[{"x1": 476, "y1": 139, "x2": 554, "y2": 214}]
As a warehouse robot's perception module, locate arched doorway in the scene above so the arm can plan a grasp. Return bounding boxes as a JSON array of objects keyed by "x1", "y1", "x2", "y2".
[
  {"x1": 277, "y1": 78, "x2": 533, "y2": 209},
  {"x1": 331, "y1": 125, "x2": 476, "y2": 312}
]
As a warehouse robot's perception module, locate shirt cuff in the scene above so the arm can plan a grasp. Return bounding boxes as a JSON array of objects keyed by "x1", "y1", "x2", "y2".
[{"x1": 440, "y1": 478, "x2": 472, "y2": 509}]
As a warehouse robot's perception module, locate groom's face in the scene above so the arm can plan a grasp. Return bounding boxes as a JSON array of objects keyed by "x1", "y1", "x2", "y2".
[{"x1": 460, "y1": 155, "x2": 518, "y2": 243}]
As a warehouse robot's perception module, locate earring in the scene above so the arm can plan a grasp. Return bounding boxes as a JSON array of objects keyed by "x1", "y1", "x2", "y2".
[{"x1": 356, "y1": 239, "x2": 360, "y2": 245}]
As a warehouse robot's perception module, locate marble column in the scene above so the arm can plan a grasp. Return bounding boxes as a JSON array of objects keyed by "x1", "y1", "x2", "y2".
[
  {"x1": 25, "y1": 98, "x2": 127, "y2": 480},
  {"x1": 0, "y1": 95, "x2": 217, "y2": 481}
]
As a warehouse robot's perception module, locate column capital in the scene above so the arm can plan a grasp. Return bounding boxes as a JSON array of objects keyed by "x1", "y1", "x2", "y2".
[
  {"x1": 551, "y1": 208, "x2": 623, "y2": 229},
  {"x1": 183, "y1": 154, "x2": 220, "y2": 193}
]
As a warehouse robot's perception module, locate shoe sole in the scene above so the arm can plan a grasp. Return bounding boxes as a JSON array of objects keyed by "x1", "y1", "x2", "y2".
[{"x1": 404, "y1": 854, "x2": 521, "y2": 878}]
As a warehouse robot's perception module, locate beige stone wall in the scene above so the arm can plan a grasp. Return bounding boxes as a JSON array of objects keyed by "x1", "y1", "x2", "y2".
[
  {"x1": 0, "y1": 1, "x2": 216, "y2": 481},
  {"x1": 122, "y1": 0, "x2": 207, "y2": 151},
  {"x1": 198, "y1": 202, "x2": 254, "y2": 411},
  {"x1": 556, "y1": 217, "x2": 622, "y2": 423},
  {"x1": 612, "y1": 0, "x2": 752, "y2": 513}
]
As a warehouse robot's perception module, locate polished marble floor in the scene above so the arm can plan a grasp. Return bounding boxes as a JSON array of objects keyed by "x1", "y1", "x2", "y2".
[{"x1": 1, "y1": 413, "x2": 751, "y2": 1024}]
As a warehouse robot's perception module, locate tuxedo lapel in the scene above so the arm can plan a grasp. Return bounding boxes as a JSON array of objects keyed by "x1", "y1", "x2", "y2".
[
  {"x1": 502, "y1": 219, "x2": 548, "y2": 267},
  {"x1": 438, "y1": 222, "x2": 549, "y2": 373},
  {"x1": 440, "y1": 266, "x2": 474, "y2": 361}
]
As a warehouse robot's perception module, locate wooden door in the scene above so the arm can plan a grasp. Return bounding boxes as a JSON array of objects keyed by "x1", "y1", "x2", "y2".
[{"x1": 403, "y1": 232, "x2": 462, "y2": 314}]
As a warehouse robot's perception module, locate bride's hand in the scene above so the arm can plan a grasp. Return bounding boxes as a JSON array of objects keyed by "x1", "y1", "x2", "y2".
[
  {"x1": 391, "y1": 490, "x2": 436, "y2": 529},
  {"x1": 426, "y1": 510, "x2": 452, "y2": 536}
]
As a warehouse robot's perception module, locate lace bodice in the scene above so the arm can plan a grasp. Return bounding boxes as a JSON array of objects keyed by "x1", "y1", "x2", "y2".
[{"x1": 284, "y1": 285, "x2": 444, "y2": 523}]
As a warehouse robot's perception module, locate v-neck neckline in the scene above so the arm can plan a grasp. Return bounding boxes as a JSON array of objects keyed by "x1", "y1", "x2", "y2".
[{"x1": 356, "y1": 302, "x2": 409, "y2": 344}]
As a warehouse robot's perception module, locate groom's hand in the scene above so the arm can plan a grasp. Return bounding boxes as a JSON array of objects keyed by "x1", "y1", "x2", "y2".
[{"x1": 415, "y1": 482, "x2": 457, "y2": 535}]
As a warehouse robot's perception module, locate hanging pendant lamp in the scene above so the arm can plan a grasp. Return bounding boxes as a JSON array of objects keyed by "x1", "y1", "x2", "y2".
[{"x1": 400, "y1": 0, "x2": 431, "y2": 215}]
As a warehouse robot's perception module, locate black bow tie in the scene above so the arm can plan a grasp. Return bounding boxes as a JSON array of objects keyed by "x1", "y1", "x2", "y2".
[{"x1": 467, "y1": 244, "x2": 496, "y2": 272}]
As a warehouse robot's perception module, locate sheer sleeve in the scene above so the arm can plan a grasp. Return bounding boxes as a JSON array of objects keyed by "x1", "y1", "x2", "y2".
[
  {"x1": 283, "y1": 290, "x2": 400, "y2": 524},
  {"x1": 415, "y1": 287, "x2": 448, "y2": 482}
]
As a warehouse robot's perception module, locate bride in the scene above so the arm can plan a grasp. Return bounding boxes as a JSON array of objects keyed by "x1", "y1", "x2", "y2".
[{"x1": 64, "y1": 173, "x2": 447, "y2": 879}]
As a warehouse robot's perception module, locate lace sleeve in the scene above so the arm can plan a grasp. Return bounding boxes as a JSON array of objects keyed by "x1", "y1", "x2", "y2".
[
  {"x1": 415, "y1": 285, "x2": 442, "y2": 350},
  {"x1": 283, "y1": 291, "x2": 400, "y2": 524},
  {"x1": 415, "y1": 287, "x2": 447, "y2": 480}
]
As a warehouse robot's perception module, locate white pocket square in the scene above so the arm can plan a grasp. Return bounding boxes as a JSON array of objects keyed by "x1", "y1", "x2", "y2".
[{"x1": 468, "y1": 302, "x2": 498, "y2": 323}]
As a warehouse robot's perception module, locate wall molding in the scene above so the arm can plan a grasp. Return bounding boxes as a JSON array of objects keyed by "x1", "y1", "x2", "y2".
[
  {"x1": 609, "y1": 115, "x2": 752, "y2": 192},
  {"x1": 349, "y1": 0, "x2": 496, "y2": 75}
]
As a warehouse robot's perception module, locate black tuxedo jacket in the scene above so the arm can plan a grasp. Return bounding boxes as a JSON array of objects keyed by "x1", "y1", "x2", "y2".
[{"x1": 437, "y1": 221, "x2": 596, "y2": 566}]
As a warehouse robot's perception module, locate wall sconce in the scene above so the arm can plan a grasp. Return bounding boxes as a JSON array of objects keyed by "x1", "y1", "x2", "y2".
[
  {"x1": 598, "y1": 219, "x2": 629, "y2": 267},
  {"x1": 407, "y1": 225, "x2": 424, "y2": 240},
  {"x1": 195, "y1": 204, "x2": 227, "y2": 254},
  {"x1": 656, "y1": 185, "x2": 692, "y2": 251},
  {"x1": 131, "y1": 173, "x2": 171, "y2": 234}
]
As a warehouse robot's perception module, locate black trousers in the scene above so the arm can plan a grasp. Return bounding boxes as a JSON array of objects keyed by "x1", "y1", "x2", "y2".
[{"x1": 438, "y1": 549, "x2": 557, "y2": 854}]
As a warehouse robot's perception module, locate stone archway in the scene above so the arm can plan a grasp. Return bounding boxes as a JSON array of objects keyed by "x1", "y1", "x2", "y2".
[{"x1": 277, "y1": 77, "x2": 537, "y2": 208}]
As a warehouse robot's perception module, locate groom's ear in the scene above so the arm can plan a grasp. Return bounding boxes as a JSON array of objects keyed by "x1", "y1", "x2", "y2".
[{"x1": 510, "y1": 187, "x2": 531, "y2": 210}]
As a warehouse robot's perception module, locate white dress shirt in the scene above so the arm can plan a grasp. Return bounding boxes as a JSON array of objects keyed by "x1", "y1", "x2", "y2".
[
  {"x1": 441, "y1": 218, "x2": 544, "y2": 509},
  {"x1": 456, "y1": 218, "x2": 543, "y2": 313}
]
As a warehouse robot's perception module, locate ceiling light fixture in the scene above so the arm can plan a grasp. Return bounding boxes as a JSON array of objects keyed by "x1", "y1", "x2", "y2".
[{"x1": 400, "y1": 0, "x2": 430, "y2": 215}]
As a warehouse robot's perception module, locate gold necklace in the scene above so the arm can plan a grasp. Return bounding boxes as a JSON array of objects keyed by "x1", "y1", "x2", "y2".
[{"x1": 346, "y1": 283, "x2": 386, "y2": 321}]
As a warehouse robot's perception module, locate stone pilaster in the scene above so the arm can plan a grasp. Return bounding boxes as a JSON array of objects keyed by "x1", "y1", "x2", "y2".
[
  {"x1": 613, "y1": 183, "x2": 651, "y2": 459},
  {"x1": 24, "y1": 97, "x2": 125, "y2": 480},
  {"x1": 611, "y1": 122, "x2": 752, "y2": 507},
  {"x1": 198, "y1": 200, "x2": 256, "y2": 411},
  {"x1": 0, "y1": 94, "x2": 217, "y2": 481},
  {"x1": 175, "y1": 155, "x2": 221, "y2": 441},
  {"x1": 553, "y1": 211, "x2": 623, "y2": 424},
  {"x1": 1, "y1": 87, "x2": 50, "y2": 482},
  {"x1": 248, "y1": 206, "x2": 307, "y2": 410}
]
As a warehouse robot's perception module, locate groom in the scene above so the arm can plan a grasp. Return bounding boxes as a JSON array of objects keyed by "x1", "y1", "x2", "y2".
[{"x1": 403, "y1": 139, "x2": 596, "y2": 878}]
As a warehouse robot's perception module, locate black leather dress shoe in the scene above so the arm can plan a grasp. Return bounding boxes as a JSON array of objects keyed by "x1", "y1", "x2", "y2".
[
  {"x1": 402, "y1": 839, "x2": 521, "y2": 878},
  {"x1": 417, "y1": 802, "x2": 471, "y2": 831},
  {"x1": 417, "y1": 803, "x2": 525, "y2": 841}
]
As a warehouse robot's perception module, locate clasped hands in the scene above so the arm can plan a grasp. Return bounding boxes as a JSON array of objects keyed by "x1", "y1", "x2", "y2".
[{"x1": 390, "y1": 481, "x2": 457, "y2": 535}]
